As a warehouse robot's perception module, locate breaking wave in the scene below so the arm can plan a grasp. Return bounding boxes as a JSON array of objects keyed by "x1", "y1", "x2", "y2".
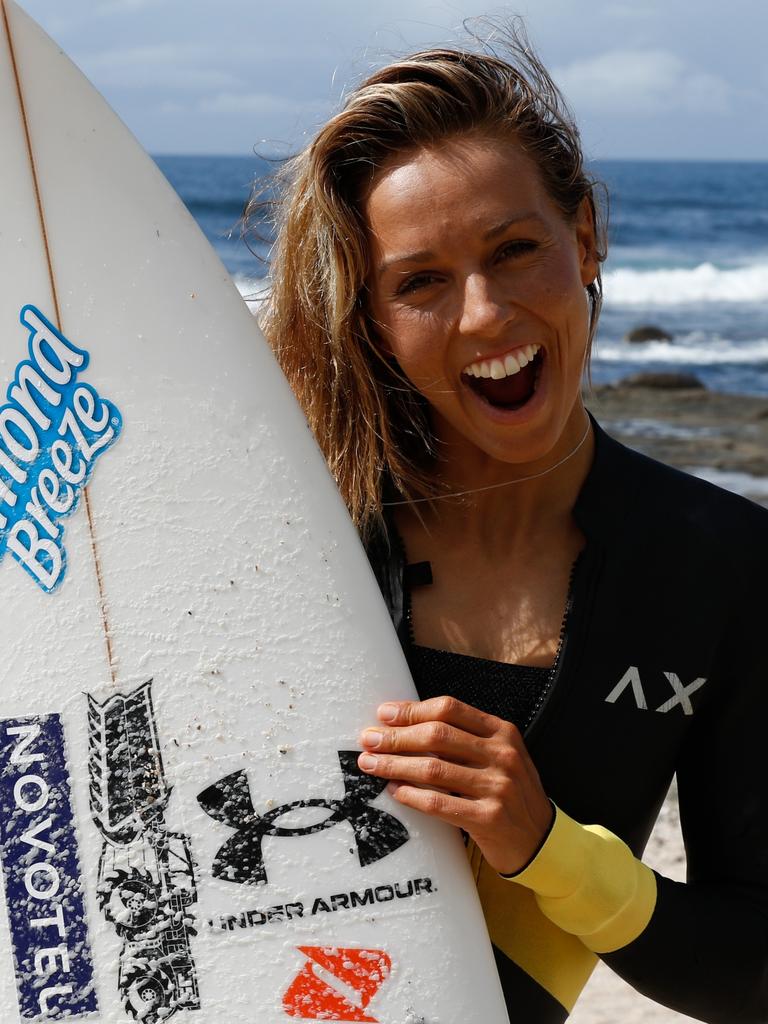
[
  {"x1": 235, "y1": 276, "x2": 269, "y2": 312},
  {"x1": 603, "y1": 262, "x2": 768, "y2": 306},
  {"x1": 594, "y1": 335, "x2": 768, "y2": 365}
]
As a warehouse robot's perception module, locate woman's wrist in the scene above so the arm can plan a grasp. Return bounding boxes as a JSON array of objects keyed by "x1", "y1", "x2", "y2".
[
  {"x1": 499, "y1": 804, "x2": 658, "y2": 954},
  {"x1": 499, "y1": 799, "x2": 557, "y2": 878}
]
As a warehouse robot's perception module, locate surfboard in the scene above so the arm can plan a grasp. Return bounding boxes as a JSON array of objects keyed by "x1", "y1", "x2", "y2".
[{"x1": 0, "y1": 3, "x2": 510, "y2": 1022}]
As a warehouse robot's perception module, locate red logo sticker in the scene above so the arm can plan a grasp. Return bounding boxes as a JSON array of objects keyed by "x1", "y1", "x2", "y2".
[{"x1": 283, "y1": 945, "x2": 392, "y2": 1021}]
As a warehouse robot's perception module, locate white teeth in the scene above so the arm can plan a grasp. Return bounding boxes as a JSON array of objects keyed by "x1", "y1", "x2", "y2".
[{"x1": 463, "y1": 344, "x2": 541, "y2": 381}]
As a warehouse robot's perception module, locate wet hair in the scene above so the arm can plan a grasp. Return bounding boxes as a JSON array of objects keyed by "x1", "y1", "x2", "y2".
[{"x1": 249, "y1": 23, "x2": 607, "y2": 536}]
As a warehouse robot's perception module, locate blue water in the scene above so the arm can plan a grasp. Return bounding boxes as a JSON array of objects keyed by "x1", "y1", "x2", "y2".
[
  {"x1": 155, "y1": 155, "x2": 768, "y2": 396},
  {"x1": 154, "y1": 155, "x2": 273, "y2": 281}
]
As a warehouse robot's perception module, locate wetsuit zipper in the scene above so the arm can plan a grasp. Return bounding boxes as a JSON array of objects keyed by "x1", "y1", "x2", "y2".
[
  {"x1": 522, "y1": 548, "x2": 583, "y2": 738},
  {"x1": 392, "y1": 518, "x2": 588, "y2": 738},
  {"x1": 524, "y1": 541, "x2": 602, "y2": 747}
]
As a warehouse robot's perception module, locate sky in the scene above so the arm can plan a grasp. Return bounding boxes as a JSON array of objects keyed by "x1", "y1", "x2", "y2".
[{"x1": 19, "y1": 0, "x2": 768, "y2": 161}]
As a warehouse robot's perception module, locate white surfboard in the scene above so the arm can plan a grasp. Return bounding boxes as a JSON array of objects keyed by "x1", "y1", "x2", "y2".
[{"x1": 0, "y1": 3, "x2": 510, "y2": 1022}]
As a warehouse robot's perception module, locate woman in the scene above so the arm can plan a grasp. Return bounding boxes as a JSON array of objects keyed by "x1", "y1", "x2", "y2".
[{"x1": 254, "y1": 32, "x2": 768, "y2": 1024}]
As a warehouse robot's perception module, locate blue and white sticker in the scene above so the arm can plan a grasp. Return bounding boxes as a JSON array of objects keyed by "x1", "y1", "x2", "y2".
[
  {"x1": 0, "y1": 715, "x2": 98, "y2": 1020},
  {"x1": 0, "y1": 306, "x2": 123, "y2": 592}
]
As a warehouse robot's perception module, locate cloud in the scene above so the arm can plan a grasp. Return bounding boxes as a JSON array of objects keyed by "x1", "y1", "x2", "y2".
[
  {"x1": 157, "y1": 99, "x2": 186, "y2": 115},
  {"x1": 553, "y1": 49, "x2": 734, "y2": 116},
  {"x1": 82, "y1": 44, "x2": 242, "y2": 92},
  {"x1": 198, "y1": 92, "x2": 330, "y2": 118},
  {"x1": 88, "y1": 43, "x2": 200, "y2": 66},
  {"x1": 602, "y1": 3, "x2": 655, "y2": 19},
  {"x1": 96, "y1": 0, "x2": 160, "y2": 14}
]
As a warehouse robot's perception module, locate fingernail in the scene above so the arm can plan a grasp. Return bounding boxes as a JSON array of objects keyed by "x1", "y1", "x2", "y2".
[
  {"x1": 378, "y1": 703, "x2": 399, "y2": 722},
  {"x1": 358, "y1": 753, "x2": 378, "y2": 771},
  {"x1": 362, "y1": 729, "x2": 384, "y2": 748}
]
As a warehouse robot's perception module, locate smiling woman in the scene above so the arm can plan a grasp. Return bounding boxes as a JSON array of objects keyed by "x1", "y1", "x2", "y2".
[
  {"x1": 364, "y1": 136, "x2": 596, "y2": 476},
  {"x1": 252, "y1": 24, "x2": 768, "y2": 1024},
  {"x1": 256, "y1": 36, "x2": 606, "y2": 528}
]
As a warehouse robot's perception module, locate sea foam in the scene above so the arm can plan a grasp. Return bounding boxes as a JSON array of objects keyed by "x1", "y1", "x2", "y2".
[
  {"x1": 688, "y1": 468, "x2": 768, "y2": 499},
  {"x1": 235, "y1": 276, "x2": 269, "y2": 312},
  {"x1": 594, "y1": 335, "x2": 768, "y2": 365},
  {"x1": 604, "y1": 262, "x2": 768, "y2": 306}
]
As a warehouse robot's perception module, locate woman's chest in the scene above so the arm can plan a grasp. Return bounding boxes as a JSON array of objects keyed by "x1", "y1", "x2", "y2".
[
  {"x1": 405, "y1": 534, "x2": 581, "y2": 667},
  {"x1": 409, "y1": 572, "x2": 569, "y2": 666},
  {"x1": 395, "y1": 505, "x2": 586, "y2": 666}
]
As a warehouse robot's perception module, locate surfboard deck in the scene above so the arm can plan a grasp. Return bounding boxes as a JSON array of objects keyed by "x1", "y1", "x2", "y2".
[{"x1": 0, "y1": 3, "x2": 510, "y2": 1022}]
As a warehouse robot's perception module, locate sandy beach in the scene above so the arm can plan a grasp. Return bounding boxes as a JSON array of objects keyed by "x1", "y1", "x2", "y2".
[
  {"x1": 568, "y1": 381, "x2": 767, "y2": 1022},
  {"x1": 569, "y1": 776, "x2": 696, "y2": 1023}
]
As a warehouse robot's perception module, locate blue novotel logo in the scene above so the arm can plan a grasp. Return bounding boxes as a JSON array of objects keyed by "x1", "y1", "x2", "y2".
[
  {"x1": 0, "y1": 715, "x2": 98, "y2": 1020},
  {"x1": 0, "y1": 306, "x2": 122, "y2": 592}
]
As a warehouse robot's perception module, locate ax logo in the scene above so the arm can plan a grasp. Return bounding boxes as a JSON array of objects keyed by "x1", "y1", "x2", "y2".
[
  {"x1": 283, "y1": 946, "x2": 392, "y2": 1022},
  {"x1": 605, "y1": 666, "x2": 707, "y2": 715},
  {"x1": 197, "y1": 751, "x2": 409, "y2": 886}
]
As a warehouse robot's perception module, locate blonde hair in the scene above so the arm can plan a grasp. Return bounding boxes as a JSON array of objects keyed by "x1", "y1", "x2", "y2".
[{"x1": 250, "y1": 28, "x2": 607, "y2": 537}]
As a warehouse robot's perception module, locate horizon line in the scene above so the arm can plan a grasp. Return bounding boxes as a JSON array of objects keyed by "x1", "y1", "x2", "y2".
[{"x1": 149, "y1": 151, "x2": 768, "y2": 166}]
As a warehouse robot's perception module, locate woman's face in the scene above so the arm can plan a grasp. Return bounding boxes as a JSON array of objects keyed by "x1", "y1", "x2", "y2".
[{"x1": 364, "y1": 134, "x2": 597, "y2": 469}]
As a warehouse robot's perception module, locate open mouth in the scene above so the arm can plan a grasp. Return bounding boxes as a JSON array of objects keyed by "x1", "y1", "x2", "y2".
[{"x1": 462, "y1": 344, "x2": 544, "y2": 411}]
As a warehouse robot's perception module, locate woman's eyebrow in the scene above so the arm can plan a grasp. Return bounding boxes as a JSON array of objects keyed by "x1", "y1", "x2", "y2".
[
  {"x1": 377, "y1": 249, "x2": 435, "y2": 276},
  {"x1": 376, "y1": 212, "x2": 545, "y2": 275},
  {"x1": 483, "y1": 211, "x2": 545, "y2": 239}
]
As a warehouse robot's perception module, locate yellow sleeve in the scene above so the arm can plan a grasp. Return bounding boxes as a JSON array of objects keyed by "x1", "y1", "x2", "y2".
[{"x1": 504, "y1": 804, "x2": 658, "y2": 954}]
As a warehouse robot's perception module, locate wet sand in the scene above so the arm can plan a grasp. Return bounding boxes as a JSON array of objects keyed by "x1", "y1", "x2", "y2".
[{"x1": 588, "y1": 383, "x2": 768, "y2": 503}]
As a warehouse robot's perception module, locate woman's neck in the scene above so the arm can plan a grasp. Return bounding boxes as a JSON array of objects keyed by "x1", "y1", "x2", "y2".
[{"x1": 402, "y1": 408, "x2": 594, "y2": 555}]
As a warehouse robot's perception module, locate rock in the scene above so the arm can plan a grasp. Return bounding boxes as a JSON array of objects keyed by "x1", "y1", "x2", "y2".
[
  {"x1": 624, "y1": 324, "x2": 674, "y2": 343},
  {"x1": 618, "y1": 372, "x2": 706, "y2": 390}
]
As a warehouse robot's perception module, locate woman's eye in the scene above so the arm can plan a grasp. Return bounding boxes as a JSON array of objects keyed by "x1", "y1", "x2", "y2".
[
  {"x1": 497, "y1": 240, "x2": 537, "y2": 261},
  {"x1": 396, "y1": 273, "x2": 438, "y2": 296}
]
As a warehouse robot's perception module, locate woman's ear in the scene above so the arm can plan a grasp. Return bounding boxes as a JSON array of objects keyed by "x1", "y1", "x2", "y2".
[{"x1": 575, "y1": 196, "x2": 599, "y2": 287}]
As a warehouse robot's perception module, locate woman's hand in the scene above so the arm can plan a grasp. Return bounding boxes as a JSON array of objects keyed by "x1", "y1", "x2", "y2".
[{"x1": 357, "y1": 696, "x2": 554, "y2": 876}]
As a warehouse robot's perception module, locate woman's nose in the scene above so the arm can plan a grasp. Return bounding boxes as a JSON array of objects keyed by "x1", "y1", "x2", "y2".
[{"x1": 458, "y1": 273, "x2": 513, "y2": 338}]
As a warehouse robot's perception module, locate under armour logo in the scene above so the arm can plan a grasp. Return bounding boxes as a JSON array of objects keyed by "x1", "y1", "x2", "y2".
[
  {"x1": 283, "y1": 946, "x2": 392, "y2": 1022},
  {"x1": 605, "y1": 666, "x2": 706, "y2": 715},
  {"x1": 197, "y1": 751, "x2": 409, "y2": 886}
]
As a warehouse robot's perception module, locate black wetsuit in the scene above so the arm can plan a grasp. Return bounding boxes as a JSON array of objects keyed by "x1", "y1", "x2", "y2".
[{"x1": 366, "y1": 419, "x2": 768, "y2": 1023}]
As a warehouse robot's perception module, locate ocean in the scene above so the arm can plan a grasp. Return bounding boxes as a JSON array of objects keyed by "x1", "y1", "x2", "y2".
[{"x1": 155, "y1": 156, "x2": 768, "y2": 397}]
